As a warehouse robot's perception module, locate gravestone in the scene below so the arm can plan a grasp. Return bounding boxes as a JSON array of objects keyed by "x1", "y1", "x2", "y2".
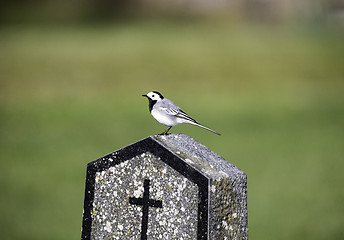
[{"x1": 81, "y1": 134, "x2": 248, "y2": 240}]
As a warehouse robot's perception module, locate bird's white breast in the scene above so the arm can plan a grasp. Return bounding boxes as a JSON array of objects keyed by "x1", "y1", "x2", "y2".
[{"x1": 151, "y1": 108, "x2": 179, "y2": 126}]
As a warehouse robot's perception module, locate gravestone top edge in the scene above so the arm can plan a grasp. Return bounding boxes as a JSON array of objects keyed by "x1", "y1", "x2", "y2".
[{"x1": 86, "y1": 134, "x2": 246, "y2": 182}]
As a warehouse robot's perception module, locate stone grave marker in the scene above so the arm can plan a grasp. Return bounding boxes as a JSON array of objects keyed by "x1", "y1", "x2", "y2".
[{"x1": 81, "y1": 134, "x2": 248, "y2": 240}]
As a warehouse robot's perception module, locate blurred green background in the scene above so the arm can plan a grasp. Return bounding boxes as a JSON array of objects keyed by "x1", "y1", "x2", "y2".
[{"x1": 1, "y1": 1, "x2": 344, "y2": 240}]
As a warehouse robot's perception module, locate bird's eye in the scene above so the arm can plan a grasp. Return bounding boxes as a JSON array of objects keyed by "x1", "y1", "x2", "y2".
[{"x1": 152, "y1": 95, "x2": 155, "y2": 98}]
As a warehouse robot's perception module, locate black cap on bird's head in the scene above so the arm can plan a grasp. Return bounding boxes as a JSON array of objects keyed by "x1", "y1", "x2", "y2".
[
  {"x1": 142, "y1": 91, "x2": 164, "y2": 101},
  {"x1": 152, "y1": 91, "x2": 164, "y2": 98}
]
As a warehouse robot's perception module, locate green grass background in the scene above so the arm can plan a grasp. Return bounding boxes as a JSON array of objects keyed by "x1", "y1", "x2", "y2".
[{"x1": 1, "y1": 20, "x2": 344, "y2": 240}]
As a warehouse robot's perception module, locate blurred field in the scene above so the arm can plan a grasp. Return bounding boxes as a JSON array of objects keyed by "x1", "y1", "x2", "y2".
[{"x1": 1, "y1": 20, "x2": 344, "y2": 240}]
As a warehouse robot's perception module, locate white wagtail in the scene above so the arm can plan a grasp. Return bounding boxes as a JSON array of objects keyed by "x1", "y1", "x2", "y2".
[{"x1": 142, "y1": 91, "x2": 221, "y2": 135}]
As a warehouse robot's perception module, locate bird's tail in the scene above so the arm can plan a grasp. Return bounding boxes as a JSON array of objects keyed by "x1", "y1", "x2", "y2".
[{"x1": 190, "y1": 122, "x2": 221, "y2": 136}]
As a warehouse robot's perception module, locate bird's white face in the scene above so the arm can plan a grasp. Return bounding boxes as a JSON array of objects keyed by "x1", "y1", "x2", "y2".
[{"x1": 146, "y1": 91, "x2": 163, "y2": 101}]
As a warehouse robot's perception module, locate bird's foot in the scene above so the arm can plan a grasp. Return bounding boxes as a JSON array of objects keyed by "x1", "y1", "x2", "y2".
[
  {"x1": 158, "y1": 132, "x2": 170, "y2": 136},
  {"x1": 159, "y1": 126, "x2": 172, "y2": 135}
]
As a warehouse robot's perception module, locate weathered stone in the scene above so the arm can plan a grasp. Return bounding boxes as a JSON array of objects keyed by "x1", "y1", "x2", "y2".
[{"x1": 81, "y1": 134, "x2": 247, "y2": 240}]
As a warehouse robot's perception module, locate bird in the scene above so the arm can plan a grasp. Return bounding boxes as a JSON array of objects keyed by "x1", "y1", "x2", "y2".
[{"x1": 142, "y1": 91, "x2": 221, "y2": 135}]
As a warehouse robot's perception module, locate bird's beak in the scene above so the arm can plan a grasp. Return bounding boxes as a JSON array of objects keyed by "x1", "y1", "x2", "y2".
[{"x1": 142, "y1": 94, "x2": 147, "y2": 97}]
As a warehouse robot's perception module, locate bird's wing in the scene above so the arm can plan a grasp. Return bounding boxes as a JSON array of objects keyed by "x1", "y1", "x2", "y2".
[
  {"x1": 175, "y1": 109, "x2": 197, "y2": 123},
  {"x1": 159, "y1": 99, "x2": 197, "y2": 123}
]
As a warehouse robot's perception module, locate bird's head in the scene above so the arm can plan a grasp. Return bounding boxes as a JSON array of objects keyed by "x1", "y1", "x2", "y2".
[{"x1": 142, "y1": 91, "x2": 164, "y2": 102}]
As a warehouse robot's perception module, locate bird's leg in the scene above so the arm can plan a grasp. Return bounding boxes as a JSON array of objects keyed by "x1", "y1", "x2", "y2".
[{"x1": 160, "y1": 126, "x2": 172, "y2": 135}]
